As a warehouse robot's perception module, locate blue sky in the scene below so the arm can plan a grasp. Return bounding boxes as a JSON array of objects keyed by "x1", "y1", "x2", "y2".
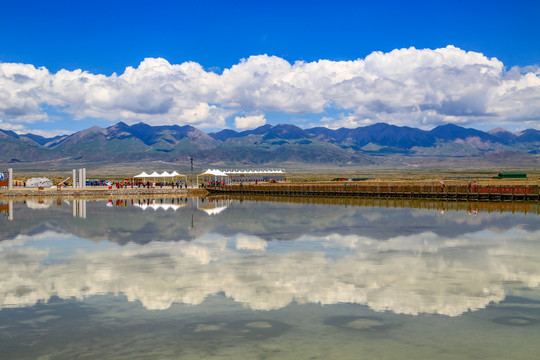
[{"x1": 1, "y1": 0, "x2": 539, "y2": 136}]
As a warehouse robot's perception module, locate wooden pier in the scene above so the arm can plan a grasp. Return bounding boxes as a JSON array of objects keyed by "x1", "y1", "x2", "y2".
[{"x1": 206, "y1": 183, "x2": 540, "y2": 201}]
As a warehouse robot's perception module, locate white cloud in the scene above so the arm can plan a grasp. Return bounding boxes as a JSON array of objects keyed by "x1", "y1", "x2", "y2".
[
  {"x1": 1, "y1": 46, "x2": 539, "y2": 130},
  {"x1": 0, "y1": 121, "x2": 26, "y2": 132},
  {"x1": 234, "y1": 114, "x2": 266, "y2": 129},
  {"x1": 319, "y1": 114, "x2": 376, "y2": 129},
  {"x1": 17, "y1": 129, "x2": 72, "y2": 137}
]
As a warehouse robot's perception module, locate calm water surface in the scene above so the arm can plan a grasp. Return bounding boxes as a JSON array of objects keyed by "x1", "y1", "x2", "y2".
[{"x1": 1, "y1": 196, "x2": 539, "y2": 359}]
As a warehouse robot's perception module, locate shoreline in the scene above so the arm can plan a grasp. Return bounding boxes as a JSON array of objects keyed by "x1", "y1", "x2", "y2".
[
  {"x1": 2, "y1": 179, "x2": 539, "y2": 201},
  {"x1": 0, "y1": 187, "x2": 209, "y2": 200}
]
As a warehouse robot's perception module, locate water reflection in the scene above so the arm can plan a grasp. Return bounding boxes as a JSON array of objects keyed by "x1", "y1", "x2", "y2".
[
  {"x1": 0, "y1": 200, "x2": 13, "y2": 220},
  {"x1": 1, "y1": 196, "x2": 539, "y2": 317},
  {"x1": 6, "y1": 195, "x2": 538, "y2": 244}
]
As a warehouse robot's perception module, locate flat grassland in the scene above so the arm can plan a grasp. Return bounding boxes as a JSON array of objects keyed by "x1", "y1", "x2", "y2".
[{"x1": 283, "y1": 169, "x2": 540, "y2": 187}]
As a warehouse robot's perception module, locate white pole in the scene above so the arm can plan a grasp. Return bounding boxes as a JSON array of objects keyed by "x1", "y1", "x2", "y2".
[
  {"x1": 73, "y1": 169, "x2": 77, "y2": 188},
  {"x1": 8, "y1": 168, "x2": 13, "y2": 189},
  {"x1": 8, "y1": 201, "x2": 13, "y2": 221}
]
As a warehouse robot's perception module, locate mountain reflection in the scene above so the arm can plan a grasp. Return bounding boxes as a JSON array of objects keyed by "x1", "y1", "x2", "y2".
[
  {"x1": 0, "y1": 196, "x2": 539, "y2": 316},
  {"x1": 2, "y1": 196, "x2": 539, "y2": 244}
]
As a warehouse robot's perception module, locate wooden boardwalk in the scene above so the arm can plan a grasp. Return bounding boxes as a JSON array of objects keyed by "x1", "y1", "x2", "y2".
[{"x1": 206, "y1": 183, "x2": 540, "y2": 201}]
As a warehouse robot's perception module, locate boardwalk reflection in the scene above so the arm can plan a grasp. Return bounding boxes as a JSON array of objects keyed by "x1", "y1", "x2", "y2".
[{"x1": 216, "y1": 194, "x2": 540, "y2": 215}]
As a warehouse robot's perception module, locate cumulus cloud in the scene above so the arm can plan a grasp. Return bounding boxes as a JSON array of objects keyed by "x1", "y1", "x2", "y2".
[
  {"x1": 234, "y1": 114, "x2": 266, "y2": 129},
  {"x1": 1, "y1": 46, "x2": 539, "y2": 130}
]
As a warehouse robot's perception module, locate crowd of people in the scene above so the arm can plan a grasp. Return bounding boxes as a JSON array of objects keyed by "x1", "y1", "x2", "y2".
[{"x1": 106, "y1": 181, "x2": 189, "y2": 189}]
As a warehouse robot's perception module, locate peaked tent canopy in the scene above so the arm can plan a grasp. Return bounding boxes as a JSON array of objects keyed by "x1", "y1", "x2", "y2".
[
  {"x1": 197, "y1": 169, "x2": 229, "y2": 186},
  {"x1": 198, "y1": 169, "x2": 228, "y2": 177},
  {"x1": 134, "y1": 172, "x2": 150, "y2": 178},
  {"x1": 134, "y1": 171, "x2": 186, "y2": 178}
]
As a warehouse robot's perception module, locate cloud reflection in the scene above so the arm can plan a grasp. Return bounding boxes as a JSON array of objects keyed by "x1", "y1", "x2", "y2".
[{"x1": 1, "y1": 228, "x2": 539, "y2": 316}]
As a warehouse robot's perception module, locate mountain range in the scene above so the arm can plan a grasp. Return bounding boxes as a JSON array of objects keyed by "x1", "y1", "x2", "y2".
[{"x1": 1, "y1": 122, "x2": 539, "y2": 168}]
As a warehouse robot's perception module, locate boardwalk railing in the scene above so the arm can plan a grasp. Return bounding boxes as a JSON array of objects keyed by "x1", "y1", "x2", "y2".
[{"x1": 205, "y1": 184, "x2": 540, "y2": 201}]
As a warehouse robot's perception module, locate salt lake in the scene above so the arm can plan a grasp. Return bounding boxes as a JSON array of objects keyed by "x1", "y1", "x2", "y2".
[{"x1": 0, "y1": 196, "x2": 539, "y2": 359}]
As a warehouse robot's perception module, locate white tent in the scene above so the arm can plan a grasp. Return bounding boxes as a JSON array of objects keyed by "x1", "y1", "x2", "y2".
[
  {"x1": 198, "y1": 169, "x2": 228, "y2": 177},
  {"x1": 135, "y1": 171, "x2": 189, "y2": 178},
  {"x1": 134, "y1": 172, "x2": 150, "y2": 178},
  {"x1": 197, "y1": 169, "x2": 229, "y2": 186},
  {"x1": 133, "y1": 170, "x2": 187, "y2": 186},
  {"x1": 147, "y1": 171, "x2": 160, "y2": 184}
]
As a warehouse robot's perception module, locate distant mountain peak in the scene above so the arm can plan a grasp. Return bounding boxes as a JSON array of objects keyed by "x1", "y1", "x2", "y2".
[
  {"x1": 1, "y1": 121, "x2": 538, "y2": 165},
  {"x1": 108, "y1": 121, "x2": 129, "y2": 130},
  {"x1": 488, "y1": 127, "x2": 512, "y2": 135},
  {"x1": 76, "y1": 126, "x2": 107, "y2": 137},
  {"x1": 262, "y1": 123, "x2": 311, "y2": 140},
  {"x1": 0, "y1": 129, "x2": 20, "y2": 139}
]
